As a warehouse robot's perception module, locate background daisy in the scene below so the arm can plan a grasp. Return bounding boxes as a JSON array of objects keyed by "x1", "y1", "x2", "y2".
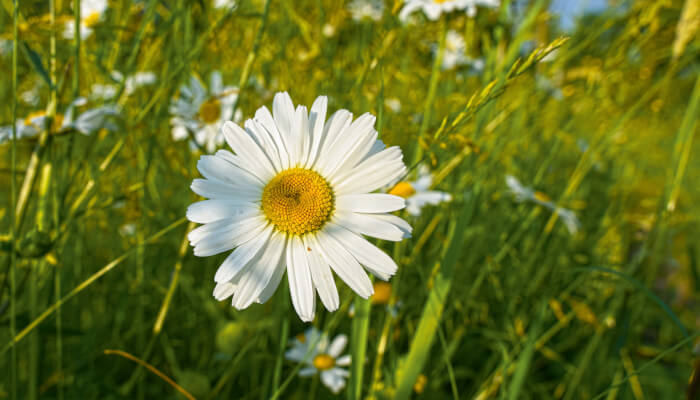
[
  {"x1": 399, "y1": 0, "x2": 500, "y2": 21},
  {"x1": 170, "y1": 71, "x2": 240, "y2": 153},
  {"x1": 285, "y1": 328, "x2": 351, "y2": 394}
]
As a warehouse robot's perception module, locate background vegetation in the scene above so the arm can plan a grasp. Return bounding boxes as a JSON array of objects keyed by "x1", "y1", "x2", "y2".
[{"x1": 1, "y1": 0, "x2": 699, "y2": 398}]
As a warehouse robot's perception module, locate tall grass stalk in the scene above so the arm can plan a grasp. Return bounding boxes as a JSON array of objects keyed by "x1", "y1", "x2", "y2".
[{"x1": 9, "y1": 0, "x2": 18, "y2": 397}]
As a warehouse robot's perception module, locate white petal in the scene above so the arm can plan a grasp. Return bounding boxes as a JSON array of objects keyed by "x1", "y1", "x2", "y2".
[
  {"x1": 324, "y1": 113, "x2": 377, "y2": 178},
  {"x1": 333, "y1": 211, "x2": 411, "y2": 242},
  {"x1": 303, "y1": 236, "x2": 340, "y2": 312},
  {"x1": 335, "y1": 355, "x2": 351, "y2": 366},
  {"x1": 328, "y1": 334, "x2": 348, "y2": 358},
  {"x1": 244, "y1": 119, "x2": 283, "y2": 172},
  {"x1": 186, "y1": 199, "x2": 259, "y2": 224},
  {"x1": 320, "y1": 370, "x2": 346, "y2": 394},
  {"x1": 294, "y1": 105, "x2": 311, "y2": 167},
  {"x1": 326, "y1": 223, "x2": 398, "y2": 280},
  {"x1": 197, "y1": 154, "x2": 262, "y2": 188},
  {"x1": 232, "y1": 232, "x2": 287, "y2": 309},
  {"x1": 214, "y1": 225, "x2": 273, "y2": 283},
  {"x1": 190, "y1": 178, "x2": 260, "y2": 201},
  {"x1": 213, "y1": 282, "x2": 236, "y2": 301},
  {"x1": 221, "y1": 121, "x2": 275, "y2": 182},
  {"x1": 314, "y1": 230, "x2": 373, "y2": 299},
  {"x1": 332, "y1": 147, "x2": 406, "y2": 195},
  {"x1": 256, "y1": 253, "x2": 287, "y2": 304},
  {"x1": 336, "y1": 194, "x2": 405, "y2": 213},
  {"x1": 254, "y1": 106, "x2": 290, "y2": 169},
  {"x1": 191, "y1": 216, "x2": 268, "y2": 257},
  {"x1": 299, "y1": 367, "x2": 318, "y2": 377},
  {"x1": 313, "y1": 110, "x2": 353, "y2": 172},
  {"x1": 287, "y1": 237, "x2": 316, "y2": 322},
  {"x1": 272, "y1": 92, "x2": 295, "y2": 138},
  {"x1": 304, "y1": 95, "x2": 328, "y2": 168}
]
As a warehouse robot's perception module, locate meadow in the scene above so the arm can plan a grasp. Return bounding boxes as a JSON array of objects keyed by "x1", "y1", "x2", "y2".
[{"x1": 1, "y1": 0, "x2": 699, "y2": 399}]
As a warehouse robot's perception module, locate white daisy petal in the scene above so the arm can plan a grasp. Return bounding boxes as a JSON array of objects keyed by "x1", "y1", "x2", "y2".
[
  {"x1": 315, "y1": 230, "x2": 373, "y2": 298},
  {"x1": 321, "y1": 370, "x2": 346, "y2": 394},
  {"x1": 305, "y1": 95, "x2": 328, "y2": 168},
  {"x1": 328, "y1": 334, "x2": 348, "y2": 358},
  {"x1": 314, "y1": 110, "x2": 353, "y2": 173},
  {"x1": 213, "y1": 282, "x2": 237, "y2": 301},
  {"x1": 335, "y1": 355, "x2": 351, "y2": 366},
  {"x1": 325, "y1": 223, "x2": 398, "y2": 280},
  {"x1": 198, "y1": 154, "x2": 262, "y2": 188},
  {"x1": 299, "y1": 367, "x2": 318, "y2": 377},
  {"x1": 214, "y1": 225, "x2": 273, "y2": 283},
  {"x1": 303, "y1": 236, "x2": 340, "y2": 312},
  {"x1": 190, "y1": 178, "x2": 260, "y2": 201},
  {"x1": 287, "y1": 238, "x2": 316, "y2": 321},
  {"x1": 256, "y1": 253, "x2": 287, "y2": 304},
  {"x1": 232, "y1": 232, "x2": 287, "y2": 309},
  {"x1": 191, "y1": 215, "x2": 268, "y2": 257},
  {"x1": 255, "y1": 106, "x2": 291, "y2": 169},
  {"x1": 221, "y1": 121, "x2": 276, "y2": 181},
  {"x1": 336, "y1": 194, "x2": 405, "y2": 213},
  {"x1": 333, "y1": 211, "x2": 411, "y2": 242},
  {"x1": 186, "y1": 199, "x2": 258, "y2": 224}
]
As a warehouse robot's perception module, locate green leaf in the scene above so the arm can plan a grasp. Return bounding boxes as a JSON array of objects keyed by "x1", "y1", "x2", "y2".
[{"x1": 20, "y1": 41, "x2": 53, "y2": 89}]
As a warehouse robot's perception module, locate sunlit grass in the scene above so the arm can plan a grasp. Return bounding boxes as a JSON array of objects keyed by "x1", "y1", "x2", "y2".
[{"x1": 1, "y1": 0, "x2": 699, "y2": 399}]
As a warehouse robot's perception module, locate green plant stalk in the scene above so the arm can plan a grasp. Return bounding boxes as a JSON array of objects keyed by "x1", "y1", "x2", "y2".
[
  {"x1": 230, "y1": 0, "x2": 272, "y2": 116},
  {"x1": 393, "y1": 188, "x2": 479, "y2": 399},
  {"x1": 413, "y1": 19, "x2": 447, "y2": 165},
  {"x1": 9, "y1": 0, "x2": 18, "y2": 397},
  {"x1": 506, "y1": 304, "x2": 545, "y2": 400},
  {"x1": 1, "y1": 217, "x2": 187, "y2": 356},
  {"x1": 73, "y1": 0, "x2": 81, "y2": 98},
  {"x1": 348, "y1": 296, "x2": 371, "y2": 400}
]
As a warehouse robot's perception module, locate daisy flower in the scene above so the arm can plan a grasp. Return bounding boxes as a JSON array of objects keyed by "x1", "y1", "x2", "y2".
[
  {"x1": 388, "y1": 165, "x2": 451, "y2": 216},
  {"x1": 399, "y1": 0, "x2": 500, "y2": 21},
  {"x1": 91, "y1": 70, "x2": 157, "y2": 101},
  {"x1": 348, "y1": 0, "x2": 385, "y2": 22},
  {"x1": 213, "y1": 0, "x2": 236, "y2": 9},
  {"x1": 0, "y1": 99, "x2": 118, "y2": 144},
  {"x1": 505, "y1": 175, "x2": 581, "y2": 235},
  {"x1": 63, "y1": 0, "x2": 108, "y2": 40},
  {"x1": 285, "y1": 328, "x2": 351, "y2": 394},
  {"x1": 170, "y1": 71, "x2": 240, "y2": 153},
  {"x1": 187, "y1": 92, "x2": 412, "y2": 322}
]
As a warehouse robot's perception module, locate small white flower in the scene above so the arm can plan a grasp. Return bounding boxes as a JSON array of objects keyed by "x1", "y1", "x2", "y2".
[
  {"x1": 505, "y1": 175, "x2": 581, "y2": 235},
  {"x1": 91, "y1": 71, "x2": 157, "y2": 100},
  {"x1": 0, "y1": 99, "x2": 119, "y2": 145},
  {"x1": 440, "y1": 30, "x2": 467, "y2": 70},
  {"x1": 170, "y1": 71, "x2": 240, "y2": 153},
  {"x1": 213, "y1": 0, "x2": 236, "y2": 9},
  {"x1": 63, "y1": 0, "x2": 108, "y2": 40},
  {"x1": 285, "y1": 328, "x2": 351, "y2": 394},
  {"x1": 384, "y1": 98, "x2": 401, "y2": 112},
  {"x1": 388, "y1": 165, "x2": 451, "y2": 216},
  {"x1": 187, "y1": 92, "x2": 412, "y2": 322},
  {"x1": 399, "y1": 0, "x2": 500, "y2": 21},
  {"x1": 348, "y1": 0, "x2": 384, "y2": 22}
]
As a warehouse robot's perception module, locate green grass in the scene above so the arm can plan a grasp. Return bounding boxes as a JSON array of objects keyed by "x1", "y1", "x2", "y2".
[{"x1": 2, "y1": 0, "x2": 700, "y2": 399}]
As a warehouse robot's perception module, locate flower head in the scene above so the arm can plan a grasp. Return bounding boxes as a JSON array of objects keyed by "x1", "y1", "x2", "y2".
[
  {"x1": 505, "y1": 175, "x2": 581, "y2": 235},
  {"x1": 399, "y1": 0, "x2": 500, "y2": 21},
  {"x1": 187, "y1": 92, "x2": 412, "y2": 322},
  {"x1": 348, "y1": 0, "x2": 384, "y2": 22},
  {"x1": 63, "y1": 0, "x2": 108, "y2": 40},
  {"x1": 170, "y1": 71, "x2": 240, "y2": 153},
  {"x1": 388, "y1": 165, "x2": 451, "y2": 216},
  {"x1": 285, "y1": 328, "x2": 351, "y2": 394}
]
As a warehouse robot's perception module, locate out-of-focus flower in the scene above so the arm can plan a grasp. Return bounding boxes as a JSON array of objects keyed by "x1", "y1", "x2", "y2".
[
  {"x1": 348, "y1": 0, "x2": 384, "y2": 21},
  {"x1": 63, "y1": 0, "x2": 108, "y2": 40},
  {"x1": 505, "y1": 175, "x2": 581, "y2": 235},
  {"x1": 399, "y1": 0, "x2": 500, "y2": 21},
  {"x1": 385, "y1": 98, "x2": 401, "y2": 112},
  {"x1": 285, "y1": 328, "x2": 351, "y2": 394},
  {"x1": 388, "y1": 165, "x2": 452, "y2": 216},
  {"x1": 188, "y1": 92, "x2": 412, "y2": 322},
  {"x1": 91, "y1": 71, "x2": 157, "y2": 101},
  {"x1": 170, "y1": 71, "x2": 240, "y2": 153},
  {"x1": 0, "y1": 98, "x2": 119, "y2": 144},
  {"x1": 213, "y1": 0, "x2": 236, "y2": 9}
]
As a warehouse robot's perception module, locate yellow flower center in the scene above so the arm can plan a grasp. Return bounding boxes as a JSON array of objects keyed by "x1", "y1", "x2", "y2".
[
  {"x1": 261, "y1": 168, "x2": 334, "y2": 236},
  {"x1": 84, "y1": 12, "x2": 101, "y2": 28},
  {"x1": 199, "y1": 98, "x2": 222, "y2": 124},
  {"x1": 312, "y1": 354, "x2": 335, "y2": 371},
  {"x1": 371, "y1": 282, "x2": 392, "y2": 305},
  {"x1": 434, "y1": 0, "x2": 450, "y2": 3},
  {"x1": 388, "y1": 181, "x2": 415, "y2": 199},
  {"x1": 24, "y1": 111, "x2": 64, "y2": 129}
]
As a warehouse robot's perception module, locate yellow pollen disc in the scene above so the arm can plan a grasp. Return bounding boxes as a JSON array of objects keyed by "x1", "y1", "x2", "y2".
[
  {"x1": 371, "y1": 282, "x2": 392, "y2": 305},
  {"x1": 84, "y1": 12, "x2": 101, "y2": 28},
  {"x1": 388, "y1": 181, "x2": 416, "y2": 199},
  {"x1": 24, "y1": 111, "x2": 63, "y2": 129},
  {"x1": 312, "y1": 354, "x2": 335, "y2": 371},
  {"x1": 261, "y1": 168, "x2": 334, "y2": 236},
  {"x1": 199, "y1": 98, "x2": 222, "y2": 124},
  {"x1": 434, "y1": 0, "x2": 450, "y2": 3}
]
